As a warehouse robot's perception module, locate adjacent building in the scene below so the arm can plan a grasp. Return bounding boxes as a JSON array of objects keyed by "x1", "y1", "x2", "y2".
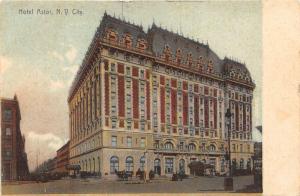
[
  {"x1": 55, "y1": 141, "x2": 70, "y2": 173},
  {"x1": 68, "y1": 13, "x2": 255, "y2": 176},
  {"x1": 1, "y1": 95, "x2": 29, "y2": 180}
]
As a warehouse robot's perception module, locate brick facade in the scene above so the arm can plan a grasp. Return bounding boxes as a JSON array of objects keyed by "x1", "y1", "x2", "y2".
[{"x1": 68, "y1": 13, "x2": 255, "y2": 177}]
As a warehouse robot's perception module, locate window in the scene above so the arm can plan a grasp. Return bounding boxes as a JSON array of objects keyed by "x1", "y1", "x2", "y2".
[
  {"x1": 5, "y1": 127, "x2": 11, "y2": 136},
  {"x1": 140, "y1": 123, "x2": 145, "y2": 131},
  {"x1": 164, "y1": 142, "x2": 174, "y2": 150},
  {"x1": 127, "y1": 137, "x2": 132, "y2": 147},
  {"x1": 240, "y1": 144, "x2": 243, "y2": 152},
  {"x1": 111, "y1": 136, "x2": 117, "y2": 147},
  {"x1": 232, "y1": 144, "x2": 236, "y2": 151},
  {"x1": 179, "y1": 142, "x2": 184, "y2": 150},
  {"x1": 4, "y1": 109, "x2": 12, "y2": 121},
  {"x1": 209, "y1": 144, "x2": 216, "y2": 152},
  {"x1": 200, "y1": 143, "x2": 206, "y2": 151},
  {"x1": 140, "y1": 138, "x2": 145, "y2": 148},
  {"x1": 179, "y1": 159, "x2": 185, "y2": 173},
  {"x1": 188, "y1": 143, "x2": 196, "y2": 151},
  {"x1": 111, "y1": 63, "x2": 116, "y2": 72},
  {"x1": 247, "y1": 159, "x2": 251, "y2": 170},
  {"x1": 126, "y1": 67, "x2": 131, "y2": 75},
  {"x1": 240, "y1": 159, "x2": 244, "y2": 169},
  {"x1": 110, "y1": 156, "x2": 119, "y2": 173},
  {"x1": 127, "y1": 120, "x2": 132, "y2": 130},
  {"x1": 140, "y1": 70, "x2": 145, "y2": 79},
  {"x1": 221, "y1": 159, "x2": 225, "y2": 172},
  {"x1": 4, "y1": 150, "x2": 12, "y2": 160},
  {"x1": 154, "y1": 140, "x2": 159, "y2": 149},
  {"x1": 140, "y1": 156, "x2": 145, "y2": 171},
  {"x1": 125, "y1": 156, "x2": 134, "y2": 172},
  {"x1": 165, "y1": 158, "x2": 174, "y2": 174}
]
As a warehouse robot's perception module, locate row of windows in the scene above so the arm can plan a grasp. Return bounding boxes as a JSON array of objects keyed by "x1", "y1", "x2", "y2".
[
  {"x1": 76, "y1": 157, "x2": 101, "y2": 173},
  {"x1": 71, "y1": 136, "x2": 101, "y2": 157},
  {"x1": 109, "y1": 63, "x2": 148, "y2": 79},
  {"x1": 232, "y1": 143, "x2": 251, "y2": 152},
  {"x1": 154, "y1": 141, "x2": 220, "y2": 152},
  {"x1": 111, "y1": 136, "x2": 146, "y2": 148},
  {"x1": 232, "y1": 158, "x2": 252, "y2": 170},
  {"x1": 152, "y1": 75, "x2": 222, "y2": 98},
  {"x1": 70, "y1": 76, "x2": 100, "y2": 141},
  {"x1": 229, "y1": 90, "x2": 252, "y2": 103},
  {"x1": 110, "y1": 156, "x2": 146, "y2": 173}
]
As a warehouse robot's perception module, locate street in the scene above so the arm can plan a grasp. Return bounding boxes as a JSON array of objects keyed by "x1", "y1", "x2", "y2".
[{"x1": 2, "y1": 175, "x2": 257, "y2": 194}]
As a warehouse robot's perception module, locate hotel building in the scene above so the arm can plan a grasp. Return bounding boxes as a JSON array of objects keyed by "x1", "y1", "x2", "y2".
[{"x1": 68, "y1": 13, "x2": 255, "y2": 176}]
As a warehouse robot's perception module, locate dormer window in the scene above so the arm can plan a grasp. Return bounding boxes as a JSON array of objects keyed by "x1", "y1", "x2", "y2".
[
  {"x1": 106, "y1": 28, "x2": 118, "y2": 42},
  {"x1": 123, "y1": 33, "x2": 132, "y2": 48},
  {"x1": 187, "y1": 53, "x2": 193, "y2": 67},
  {"x1": 176, "y1": 48, "x2": 182, "y2": 64},
  {"x1": 162, "y1": 45, "x2": 172, "y2": 62},
  {"x1": 197, "y1": 56, "x2": 204, "y2": 71},
  {"x1": 137, "y1": 38, "x2": 147, "y2": 50},
  {"x1": 208, "y1": 60, "x2": 213, "y2": 73}
]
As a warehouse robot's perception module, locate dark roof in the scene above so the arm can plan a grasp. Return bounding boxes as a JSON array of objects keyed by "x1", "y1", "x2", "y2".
[
  {"x1": 98, "y1": 13, "x2": 150, "y2": 51},
  {"x1": 68, "y1": 13, "x2": 255, "y2": 100},
  {"x1": 148, "y1": 24, "x2": 223, "y2": 73}
]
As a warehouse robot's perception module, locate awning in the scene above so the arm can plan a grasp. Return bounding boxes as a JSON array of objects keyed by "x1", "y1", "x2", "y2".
[{"x1": 66, "y1": 165, "x2": 81, "y2": 170}]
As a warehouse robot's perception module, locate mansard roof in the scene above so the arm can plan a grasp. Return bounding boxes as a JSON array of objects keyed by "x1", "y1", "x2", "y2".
[
  {"x1": 148, "y1": 24, "x2": 223, "y2": 73},
  {"x1": 68, "y1": 13, "x2": 255, "y2": 101},
  {"x1": 98, "y1": 13, "x2": 150, "y2": 51},
  {"x1": 223, "y1": 57, "x2": 253, "y2": 83}
]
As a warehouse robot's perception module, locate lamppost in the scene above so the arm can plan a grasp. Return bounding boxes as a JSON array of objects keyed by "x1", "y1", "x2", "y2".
[{"x1": 224, "y1": 108, "x2": 233, "y2": 191}]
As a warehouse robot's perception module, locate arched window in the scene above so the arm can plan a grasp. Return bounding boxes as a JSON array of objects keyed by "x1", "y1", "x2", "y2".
[
  {"x1": 221, "y1": 159, "x2": 225, "y2": 172},
  {"x1": 179, "y1": 159, "x2": 185, "y2": 173},
  {"x1": 240, "y1": 159, "x2": 244, "y2": 169},
  {"x1": 98, "y1": 157, "x2": 100, "y2": 173},
  {"x1": 188, "y1": 143, "x2": 196, "y2": 151},
  {"x1": 125, "y1": 156, "x2": 134, "y2": 172},
  {"x1": 140, "y1": 156, "x2": 145, "y2": 171},
  {"x1": 93, "y1": 158, "x2": 95, "y2": 173},
  {"x1": 110, "y1": 156, "x2": 119, "y2": 173},
  {"x1": 209, "y1": 144, "x2": 216, "y2": 152},
  {"x1": 154, "y1": 159, "x2": 161, "y2": 175},
  {"x1": 232, "y1": 159, "x2": 237, "y2": 170},
  {"x1": 247, "y1": 158, "x2": 251, "y2": 170},
  {"x1": 164, "y1": 142, "x2": 174, "y2": 150},
  {"x1": 89, "y1": 159, "x2": 91, "y2": 172}
]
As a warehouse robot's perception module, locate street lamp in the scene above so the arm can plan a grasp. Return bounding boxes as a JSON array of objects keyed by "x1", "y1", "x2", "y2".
[{"x1": 224, "y1": 108, "x2": 233, "y2": 191}]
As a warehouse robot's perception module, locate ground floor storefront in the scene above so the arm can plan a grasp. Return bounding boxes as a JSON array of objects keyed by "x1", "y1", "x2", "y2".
[{"x1": 69, "y1": 148, "x2": 253, "y2": 177}]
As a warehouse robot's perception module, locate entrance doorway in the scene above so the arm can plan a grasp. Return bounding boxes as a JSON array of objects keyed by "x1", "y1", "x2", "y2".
[
  {"x1": 154, "y1": 159, "x2": 161, "y2": 175},
  {"x1": 165, "y1": 158, "x2": 174, "y2": 174}
]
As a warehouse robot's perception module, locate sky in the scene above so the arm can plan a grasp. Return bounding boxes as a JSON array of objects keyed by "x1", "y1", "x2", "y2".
[{"x1": 0, "y1": 1, "x2": 262, "y2": 171}]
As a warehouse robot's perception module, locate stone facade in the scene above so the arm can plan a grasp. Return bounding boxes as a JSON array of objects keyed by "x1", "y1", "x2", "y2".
[{"x1": 68, "y1": 13, "x2": 255, "y2": 177}]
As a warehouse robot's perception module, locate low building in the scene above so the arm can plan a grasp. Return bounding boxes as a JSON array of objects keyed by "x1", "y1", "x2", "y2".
[
  {"x1": 1, "y1": 95, "x2": 29, "y2": 180},
  {"x1": 55, "y1": 141, "x2": 70, "y2": 173}
]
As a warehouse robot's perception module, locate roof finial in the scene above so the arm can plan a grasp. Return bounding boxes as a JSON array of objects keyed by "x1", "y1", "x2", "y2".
[{"x1": 104, "y1": 10, "x2": 107, "y2": 16}]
